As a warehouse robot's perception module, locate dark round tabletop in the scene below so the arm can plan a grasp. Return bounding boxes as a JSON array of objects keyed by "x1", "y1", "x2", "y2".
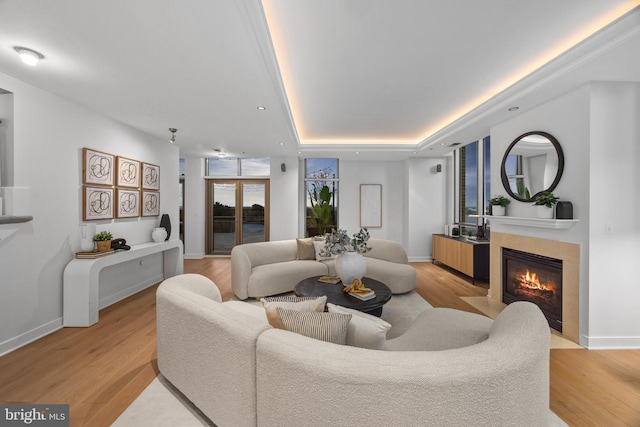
[{"x1": 294, "y1": 276, "x2": 392, "y2": 317}]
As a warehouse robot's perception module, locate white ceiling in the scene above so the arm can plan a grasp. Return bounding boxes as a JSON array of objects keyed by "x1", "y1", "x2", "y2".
[{"x1": 0, "y1": 0, "x2": 638, "y2": 161}]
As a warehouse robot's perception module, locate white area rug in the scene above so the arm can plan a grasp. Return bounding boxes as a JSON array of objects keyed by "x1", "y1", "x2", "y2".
[{"x1": 113, "y1": 291, "x2": 567, "y2": 426}]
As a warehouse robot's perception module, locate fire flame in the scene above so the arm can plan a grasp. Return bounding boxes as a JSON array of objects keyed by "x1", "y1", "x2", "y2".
[{"x1": 518, "y1": 270, "x2": 552, "y2": 291}]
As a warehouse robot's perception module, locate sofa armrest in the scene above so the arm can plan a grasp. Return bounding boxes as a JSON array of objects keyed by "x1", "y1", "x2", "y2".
[
  {"x1": 231, "y1": 245, "x2": 252, "y2": 300},
  {"x1": 157, "y1": 276, "x2": 271, "y2": 427},
  {"x1": 366, "y1": 238, "x2": 409, "y2": 264}
]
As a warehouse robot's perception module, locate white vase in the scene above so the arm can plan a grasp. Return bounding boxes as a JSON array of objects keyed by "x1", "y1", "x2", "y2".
[
  {"x1": 492, "y1": 205, "x2": 505, "y2": 216},
  {"x1": 536, "y1": 205, "x2": 554, "y2": 219},
  {"x1": 152, "y1": 227, "x2": 167, "y2": 242},
  {"x1": 335, "y1": 251, "x2": 367, "y2": 286},
  {"x1": 80, "y1": 223, "x2": 96, "y2": 251}
]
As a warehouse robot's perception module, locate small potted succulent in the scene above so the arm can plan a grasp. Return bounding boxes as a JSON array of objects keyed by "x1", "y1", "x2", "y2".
[
  {"x1": 489, "y1": 195, "x2": 510, "y2": 216},
  {"x1": 533, "y1": 192, "x2": 559, "y2": 219},
  {"x1": 93, "y1": 231, "x2": 113, "y2": 252}
]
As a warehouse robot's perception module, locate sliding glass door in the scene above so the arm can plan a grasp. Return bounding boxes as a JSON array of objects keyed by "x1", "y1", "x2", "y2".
[{"x1": 205, "y1": 179, "x2": 269, "y2": 254}]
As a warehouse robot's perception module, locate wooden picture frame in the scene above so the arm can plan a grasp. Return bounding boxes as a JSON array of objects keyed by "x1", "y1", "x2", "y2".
[
  {"x1": 116, "y1": 156, "x2": 140, "y2": 188},
  {"x1": 360, "y1": 184, "x2": 382, "y2": 228},
  {"x1": 141, "y1": 162, "x2": 160, "y2": 190},
  {"x1": 83, "y1": 148, "x2": 115, "y2": 186},
  {"x1": 83, "y1": 186, "x2": 114, "y2": 221},
  {"x1": 141, "y1": 191, "x2": 160, "y2": 216},
  {"x1": 116, "y1": 188, "x2": 140, "y2": 218}
]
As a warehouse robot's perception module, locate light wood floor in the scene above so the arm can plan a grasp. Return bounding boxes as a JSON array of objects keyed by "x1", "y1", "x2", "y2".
[{"x1": 0, "y1": 259, "x2": 638, "y2": 426}]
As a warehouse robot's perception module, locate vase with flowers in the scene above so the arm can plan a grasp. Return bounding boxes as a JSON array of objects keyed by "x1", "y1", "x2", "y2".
[{"x1": 321, "y1": 228, "x2": 371, "y2": 286}]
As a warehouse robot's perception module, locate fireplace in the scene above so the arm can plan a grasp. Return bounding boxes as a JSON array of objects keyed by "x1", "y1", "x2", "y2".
[{"x1": 502, "y1": 248, "x2": 562, "y2": 332}]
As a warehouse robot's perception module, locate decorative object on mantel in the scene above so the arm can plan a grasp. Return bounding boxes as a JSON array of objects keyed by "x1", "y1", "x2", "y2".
[
  {"x1": 152, "y1": 227, "x2": 168, "y2": 243},
  {"x1": 556, "y1": 201, "x2": 573, "y2": 220},
  {"x1": 489, "y1": 195, "x2": 510, "y2": 216},
  {"x1": 159, "y1": 214, "x2": 171, "y2": 240},
  {"x1": 533, "y1": 192, "x2": 560, "y2": 219},
  {"x1": 321, "y1": 228, "x2": 371, "y2": 286},
  {"x1": 93, "y1": 230, "x2": 113, "y2": 252}
]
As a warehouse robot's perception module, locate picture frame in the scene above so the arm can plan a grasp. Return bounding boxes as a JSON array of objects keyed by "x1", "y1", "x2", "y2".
[
  {"x1": 141, "y1": 191, "x2": 160, "y2": 216},
  {"x1": 116, "y1": 188, "x2": 140, "y2": 218},
  {"x1": 141, "y1": 162, "x2": 160, "y2": 190},
  {"x1": 83, "y1": 186, "x2": 114, "y2": 221},
  {"x1": 360, "y1": 184, "x2": 382, "y2": 228},
  {"x1": 116, "y1": 156, "x2": 140, "y2": 188},
  {"x1": 83, "y1": 148, "x2": 115, "y2": 186}
]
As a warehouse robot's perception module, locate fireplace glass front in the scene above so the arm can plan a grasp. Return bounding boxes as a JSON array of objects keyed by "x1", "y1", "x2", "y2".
[{"x1": 502, "y1": 248, "x2": 562, "y2": 332}]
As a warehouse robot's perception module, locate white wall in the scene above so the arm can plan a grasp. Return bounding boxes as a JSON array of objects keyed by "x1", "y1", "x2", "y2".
[
  {"x1": 269, "y1": 156, "x2": 298, "y2": 241},
  {"x1": 490, "y1": 82, "x2": 640, "y2": 348},
  {"x1": 587, "y1": 81, "x2": 640, "y2": 348},
  {"x1": 406, "y1": 157, "x2": 448, "y2": 261},
  {"x1": 338, "y1": 160, "x2": 405, "y2": 243},
  {"x1": 0, "y1": 71, "x2": 179, "y2": 355},
  {"x1": 183, "y1": 156, "x2": 205, "y2": 258}
]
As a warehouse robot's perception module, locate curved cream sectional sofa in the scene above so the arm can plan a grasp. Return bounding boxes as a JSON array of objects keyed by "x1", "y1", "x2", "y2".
[
  {"x1": 231, "y1": 238, "x2": 416, "y2": 300},
  {"x1": 157, "y1": 274, "x2": 551, "y2": 427}
]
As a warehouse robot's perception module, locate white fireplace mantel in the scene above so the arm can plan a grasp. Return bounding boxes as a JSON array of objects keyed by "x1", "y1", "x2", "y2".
[{"x1": 472, "y1": 215, "x2": 579, "y2": 229}]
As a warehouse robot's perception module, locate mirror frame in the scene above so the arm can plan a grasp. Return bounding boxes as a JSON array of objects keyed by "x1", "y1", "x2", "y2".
[{"x1": 500, "y1": 131, "x2": 564, "y2": 202}]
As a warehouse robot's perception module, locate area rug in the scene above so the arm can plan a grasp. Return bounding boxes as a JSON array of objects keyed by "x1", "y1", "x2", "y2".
[{"x1": 113, "y1": 292, "x2": 568, "y2": 426}]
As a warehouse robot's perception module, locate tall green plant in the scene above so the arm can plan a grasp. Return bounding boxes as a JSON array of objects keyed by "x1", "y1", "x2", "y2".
[{"x1": 308, "y1": 184, "x2": 333, "y2": 236}]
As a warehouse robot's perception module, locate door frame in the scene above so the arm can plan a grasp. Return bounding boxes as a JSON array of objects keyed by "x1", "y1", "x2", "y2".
[{"x1": 205, "y1": 179, "x2": 270, "y2": 255}]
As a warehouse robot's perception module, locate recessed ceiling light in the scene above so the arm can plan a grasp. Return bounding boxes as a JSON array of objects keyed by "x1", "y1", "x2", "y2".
[
  {"x1": 508, "y1": 106, "x2": 519, "y2": 111},
  {"x1": 355, "y1": 151, "x2": 360, "y2": 154},
  {"x1": 257, "y1": 106, "x2": 266, "y2": 111},
  {"x1": 14, "y1": 46, "x2": 44, "y2": 66},
  {"x1": 440, "y1": 142, "x2": 446, "y2": 146},
  {"x1": 279, "y1": 142, "x2": 285, "y2": 146}
]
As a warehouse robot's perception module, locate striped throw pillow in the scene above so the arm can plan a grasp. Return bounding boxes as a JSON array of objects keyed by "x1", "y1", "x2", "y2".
[
  {"x1": 276, "y1": 307, "x2": 351, "y2": 344},
  {"x1": 261, "y1": 296, "x2": 327, "y2": 329}
]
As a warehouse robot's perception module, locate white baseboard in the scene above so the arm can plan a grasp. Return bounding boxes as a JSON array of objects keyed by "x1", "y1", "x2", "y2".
[
  {"x1": 99, "y1": 274, "x2": 165, "y2": 310},
  {"x1": 0, "y1": 318, "x2": 63, "y2": 357},
  {"x1": 581, "y1": 334, "x2": 640, "y2": 350},
  {"x1": 184, "y1": 252, "x2": 205, "y2": 259},
  {"x1": 408, "y1": 256, "x2": 432, "y2": 263}
]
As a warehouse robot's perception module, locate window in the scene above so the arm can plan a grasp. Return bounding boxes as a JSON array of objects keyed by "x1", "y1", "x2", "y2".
[
  {"x1": 205, "y1": 158, "x2": 270, "y2": 177},
  {"x1": 455, "y1": 136, "x2": 490, "y2": 237},
  {"x1": 304, "y1": 158, "x2": 338, "y2": 237}
]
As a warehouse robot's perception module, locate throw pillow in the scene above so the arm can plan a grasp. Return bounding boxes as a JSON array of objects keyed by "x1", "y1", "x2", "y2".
[
  {"x1": 327, "y1": 303, "x2": 391, "y2": 350},
  {"x1": 296, "y1": 238, "x2": 316, "y2": 260},
  {"x1": 313, "y1": 239, "x2": 336, "y2": 260},
  {"x1": 261, "y1": 296, "x2": 327, "y2": 329},
  {"x1": 276, "y1": 307, "x2": 351, "y2": 344}
]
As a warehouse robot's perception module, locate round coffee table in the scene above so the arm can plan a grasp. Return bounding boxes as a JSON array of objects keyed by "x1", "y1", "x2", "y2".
[{"x1": 294, "y1": 276, "x2": 392, "y2": 317}]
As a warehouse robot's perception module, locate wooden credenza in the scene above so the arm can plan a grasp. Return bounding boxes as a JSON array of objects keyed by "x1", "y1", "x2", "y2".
[{"x1": 432, "y1": 234, "x2": 489, "y2": 283}]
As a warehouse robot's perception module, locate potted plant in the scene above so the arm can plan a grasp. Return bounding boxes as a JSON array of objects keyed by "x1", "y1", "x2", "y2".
[
  {"x1": 93, "y1": 231, "x2": 113, "y2": 252},
  {"x1": 321, "y1": 228, "x2": 371, "y2": 286},
  {"x1": 533, "y1": 192, "x2": 559, "y2": 219},
  {"x1": 489, "y1": 195, "x2": 510, "y2": 216},
  {"x1": 308, "y1": 184, "x2": 333, "y2": 237}
]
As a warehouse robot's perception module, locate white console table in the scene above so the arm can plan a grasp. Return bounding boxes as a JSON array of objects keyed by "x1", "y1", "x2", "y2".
[{"x1": 63, "y1": 240, "x2": 184, "y2": 327}]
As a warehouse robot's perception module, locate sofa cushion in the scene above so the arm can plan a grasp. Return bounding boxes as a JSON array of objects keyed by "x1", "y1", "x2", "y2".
[
  {"x1": 248, "y1": 261, "x2": 329, "y2": 297},
  {"x1": 261, "y1": 296, "x2": 327, "y2": 329},
  {"x1": 327, "y1": 303, "x2": 391, "y2": 350},
  {"x1": 296, "y1": 238, "x2": 316, "y2": 260},
  {"x1": 276, "y1": 307, "x2": 351, "y2": 344},
  {"x1": 384, "y1": 307, "x2": 493, "y2": 351}
]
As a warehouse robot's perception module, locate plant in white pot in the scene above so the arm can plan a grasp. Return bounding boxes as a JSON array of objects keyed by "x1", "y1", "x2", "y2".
[
  {"x1": 533, "y1": 192, "x2": 559, "y2": 219},
  {"x1": 489, "y1": 195, "x2": 510, "y2": 216},
  {"x1": 320, "y1": 228, "x2": 371, "y2": 286}
]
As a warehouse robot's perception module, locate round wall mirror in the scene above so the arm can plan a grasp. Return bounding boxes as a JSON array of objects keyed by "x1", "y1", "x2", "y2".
[{"x1": 500, "y1": 131, "x2": 564, "y2": 202}]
